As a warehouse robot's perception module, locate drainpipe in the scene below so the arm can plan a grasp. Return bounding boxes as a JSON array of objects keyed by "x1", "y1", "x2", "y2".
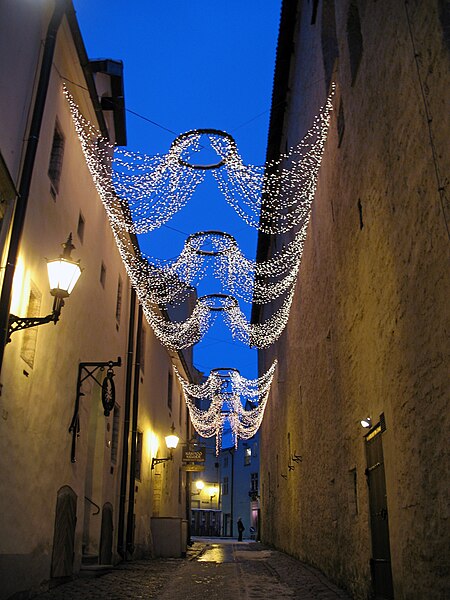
[
  {"x1": 185, "y1": 415, "x2": 192, "y2": 546},
  {"x1": 0, "y1": 0, "x2": 68, "y2": 372},
  {"x1": 126, "y1": 304, "x2": 143, "y2": 556},
  {"x1": 230, "y1": 448, "x2": 235, "y2": 537},
  {"x1": 117, "y1": 287, "x2": 136, "y2": 558}
]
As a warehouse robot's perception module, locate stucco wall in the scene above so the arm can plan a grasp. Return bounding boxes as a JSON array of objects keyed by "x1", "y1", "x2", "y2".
[
  {"x1": 0, "y1": 9, "x2": 193, "y2": 598},
  {"x1": 259, "y1": 1, "x2": 449, "y2": 599}
]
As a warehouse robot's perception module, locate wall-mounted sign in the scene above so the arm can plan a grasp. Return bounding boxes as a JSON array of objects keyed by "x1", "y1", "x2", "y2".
[
  {"x1": 182, "y1": 447, "x2": 206, "y2": 463},
  {"x1": 181, "y1": 464, "x2": 205, "y2": 472}
]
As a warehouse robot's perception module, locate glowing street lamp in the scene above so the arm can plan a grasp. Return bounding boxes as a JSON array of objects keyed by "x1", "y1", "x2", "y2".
[
  {"x1": 151, "y1": 423, "x2": 180, "y2": 469},
  {"x1": 7, "y1": 234, "x2": 81, "y2": 342}
]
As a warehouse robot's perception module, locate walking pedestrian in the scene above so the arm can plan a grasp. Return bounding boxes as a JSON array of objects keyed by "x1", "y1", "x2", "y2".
[{"x1": 237, "y1": 517, "x2": 245, "y2": 541}]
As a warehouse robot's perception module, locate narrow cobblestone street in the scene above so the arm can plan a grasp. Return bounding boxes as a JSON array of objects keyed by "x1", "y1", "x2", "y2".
[{"x1": 34, "y1": 539, "x2": 351, "y2": 600}]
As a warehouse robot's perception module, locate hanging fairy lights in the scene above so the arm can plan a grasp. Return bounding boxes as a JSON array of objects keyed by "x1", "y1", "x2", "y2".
[
  {"x1": 63, "y1": 84, "x2": 334, "y2": 237},
  {"x1": 116, "y1": 229, "x2": 305, "y2": 307},
  {"x1": 62, "y1": 83, "x2": 335, "y2": 352},
  {"x1": 132, "y1": 288, "x2": 295, "y2": 350},
  {"x1": 174, "y1": 361, "x2": 277, "y2": 452}
]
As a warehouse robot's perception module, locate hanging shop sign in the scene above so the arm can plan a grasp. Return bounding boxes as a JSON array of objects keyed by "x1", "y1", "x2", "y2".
[{"x1": 182, "y1": 446, "x2": 206, "y2": 463}]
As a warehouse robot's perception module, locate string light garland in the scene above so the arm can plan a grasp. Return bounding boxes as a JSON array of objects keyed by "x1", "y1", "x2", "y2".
[
  {"x1": 116, "y1": 229, "x2": 305, "y2": 307},
  {"x1": 63, "y1": 84, "x2": 334, "y2": 236},
  {"x1": 174, "y1": 361, "x2": 277, "y2": 452},
  {"x1": 63, "y1": 83, "x2": 334, "y2": 351}
]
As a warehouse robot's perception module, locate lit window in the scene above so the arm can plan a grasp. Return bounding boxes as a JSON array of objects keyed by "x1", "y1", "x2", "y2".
[
  {"x1": 244, "y1": 447, "x2": 251, "y2": 466},
  {"x1": 20, "y1": 283, "x2": 41, "y2": 368}
]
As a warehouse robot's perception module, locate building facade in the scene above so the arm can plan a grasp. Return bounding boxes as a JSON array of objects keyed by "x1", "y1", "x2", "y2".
[
  {"x1": 255, "y1": 1, "x2": 449, "y2": 599},
  {"x1": 0, "y1": 2, "x2": 195, "y2": 598},
  {"x1": 219, "y1": 436, "x2": 260, "y2": 539}
]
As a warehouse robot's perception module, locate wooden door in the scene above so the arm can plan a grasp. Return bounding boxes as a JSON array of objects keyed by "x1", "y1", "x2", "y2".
[{"x1": 366, "y1": 425, "x2": 394, "y2": 599}]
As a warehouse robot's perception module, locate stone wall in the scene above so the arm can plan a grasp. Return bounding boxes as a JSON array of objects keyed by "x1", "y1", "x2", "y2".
[{"x1": 259, "y1": 1, "x2": 450, "y2": 598}]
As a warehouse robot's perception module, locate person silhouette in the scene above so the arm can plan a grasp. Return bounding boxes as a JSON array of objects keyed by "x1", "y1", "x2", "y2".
[{"x1": 237, "y1": 517, "x2": 245, "y2": 541}]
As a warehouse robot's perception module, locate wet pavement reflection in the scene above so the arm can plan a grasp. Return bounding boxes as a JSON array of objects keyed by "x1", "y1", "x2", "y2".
[{"x1": 198, "y1": 542, "x2": 235, "y2": 563}]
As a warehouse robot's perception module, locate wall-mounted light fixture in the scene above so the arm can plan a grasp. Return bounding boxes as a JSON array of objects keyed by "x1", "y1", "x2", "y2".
[
  {"x1": 191, "y1": 479, "x2": 205, "y2": 496},
  {"x1": 7, "y1": 234, "x2": 81, "y2": 342},
  {"x1": 360, "y1": 417, "x2": 372, "y2": 428},
  {"x1": 208, "y1": 485, "x2": 218, "y2": 506},
  {"x1": 151, "y1": 423, "x2": 179, "y2": 469}
]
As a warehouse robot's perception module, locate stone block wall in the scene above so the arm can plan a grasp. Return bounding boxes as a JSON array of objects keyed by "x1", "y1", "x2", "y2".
[{"x1": 259, "y1": 1, "x2": 449, "y2": 598}]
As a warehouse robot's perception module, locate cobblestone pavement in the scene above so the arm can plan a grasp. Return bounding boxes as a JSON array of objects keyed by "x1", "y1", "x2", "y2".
[{"x1": 34, "y1": 538, "x2": 352, "y2": 599}]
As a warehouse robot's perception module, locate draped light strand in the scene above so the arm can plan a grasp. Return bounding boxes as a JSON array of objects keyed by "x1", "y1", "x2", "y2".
[
  {"x1": 174, "y1": 361, "x2": 277, "y2": 452},
  {"x1": 63, "y1": 83, "x2": 334, "y2": 351},
  {"x1": 63, "y1": 83, "x2": 334, "y2": 237}
]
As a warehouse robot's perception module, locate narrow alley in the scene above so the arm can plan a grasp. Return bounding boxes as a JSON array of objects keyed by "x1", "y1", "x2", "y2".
[{"x1": 33, "y1": 539, "x2": 351, "y2": 600}]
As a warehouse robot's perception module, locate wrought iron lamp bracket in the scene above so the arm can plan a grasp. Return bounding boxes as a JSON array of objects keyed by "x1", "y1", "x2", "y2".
[
  {"x1": 7, "y1": 297, "x2": 64, "y2": 343},
  {"x1": 69, "y1": 357, "x2": 121, "y2": 463},
  {"x1": 151, "y1": 454, "x2": 173, "y2": 470}
]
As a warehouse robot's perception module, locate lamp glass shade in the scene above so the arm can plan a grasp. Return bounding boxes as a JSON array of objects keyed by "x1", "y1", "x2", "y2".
[
  {"x1": 360, "y1": 418, "x2": 372, "y2": 428},
  {"x1": 165, "y1": 433, "x2": 179, "y2": 450},
  {"x1": 195, "y1": 480, "x2": 205, "y2": 491},
  {"x1": 47, "y1": 258, "x2": 81, "y2": 297},
  {"x1": 208, "y1": 486, "x2": 218, "y2": 496}
]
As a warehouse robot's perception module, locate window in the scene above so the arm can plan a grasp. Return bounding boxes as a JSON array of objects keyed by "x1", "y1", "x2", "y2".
[
  {"x1": 167, "y1": 371, "x2": 173, "y2": 411},
  {"x1": 115, "y1": 275, "x2": 122, "y2": 325},
  {"x1": 20, "y1": 283, "x2": 42, "y2": 368},
  {"x1": 311, "y1": 0, "x2": 319, "y2": 24},
  {"x1": 48, "y1": 123, "x2": 65, "y2": 195},
  {"x1": 251, "y1": 472, "x2": 258, "y2": 493},
  {"x1": 337, "y1": 100, "x2": 345, "y2": 147},
  {"x1": 439, "y1": 0, "x2": 450, "y2": 54},
  {"x1": 139, "y1": 325, "x2": 146, "y2": 373},
  {"x1": 347, "y1": 0, "x2": 363, "y2": 84},
  {"x1": 244, "y1": 446, "x2": 251, "y2": 466},
  {"x1": 135, "y1": 431, "x2": 143, "y2": 481},
  {"x1": 100, "y1": 262, "x2": 106, "y2": 288},
  {"x1": 358, "y1": 199, "x2": 364, "y2": 229},
  {"x1": 77, "y1": 212, "x2": 85, "y2": 244},
  {"x1": 222, "y1": 476, "x2": 229, "y2": 495},
  {"x1": 348, "y1": 468, "x2": 358, "y2": 515},
  {"x1": 321, "y1": 0, "x2": 338, "y2": 91},
  {"x1": 111, "y1": 404, "x2": 120, "y2": 465}
]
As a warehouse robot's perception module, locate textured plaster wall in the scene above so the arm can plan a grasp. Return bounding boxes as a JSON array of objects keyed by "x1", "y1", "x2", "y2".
[
  {"x1": 0, "y1": 12, "x2": 193, "y2": 598},
  {"x1": 259, "y1": 1, "x2": 449, "y2": 599}
]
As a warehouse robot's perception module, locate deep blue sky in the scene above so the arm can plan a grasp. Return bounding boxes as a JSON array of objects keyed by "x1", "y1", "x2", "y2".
[{"x1": 74, "y1": 1, "x2": 281, "y2": 382}]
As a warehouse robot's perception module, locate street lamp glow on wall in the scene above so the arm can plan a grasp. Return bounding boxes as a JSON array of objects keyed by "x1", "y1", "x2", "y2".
[
  {"x1": 7, "y1": 234, "x2": 81, "y2": 342},
  {"x1": 151, "y1": 423, "x2": 179, "y2": 469}
]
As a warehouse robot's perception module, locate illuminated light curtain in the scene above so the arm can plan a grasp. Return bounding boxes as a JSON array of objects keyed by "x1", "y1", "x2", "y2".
[
  {"x1": 63, "y1": 83, "x2": 334, "y2": 351},
  {"x1": 174, "y1": 361, "x2": 277, "y2": 452},
  {"x1": 63, "y1": 84, "x2": 334, "y2": 237}
]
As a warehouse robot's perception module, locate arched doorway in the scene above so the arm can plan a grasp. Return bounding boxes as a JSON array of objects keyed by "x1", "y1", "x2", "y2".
[
  {"x1": 99, "y1": 502, "x2": 114, "y2": 564},
  {"x1": 51, "y1": 486, "x2": 77, "y2": 579}
]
